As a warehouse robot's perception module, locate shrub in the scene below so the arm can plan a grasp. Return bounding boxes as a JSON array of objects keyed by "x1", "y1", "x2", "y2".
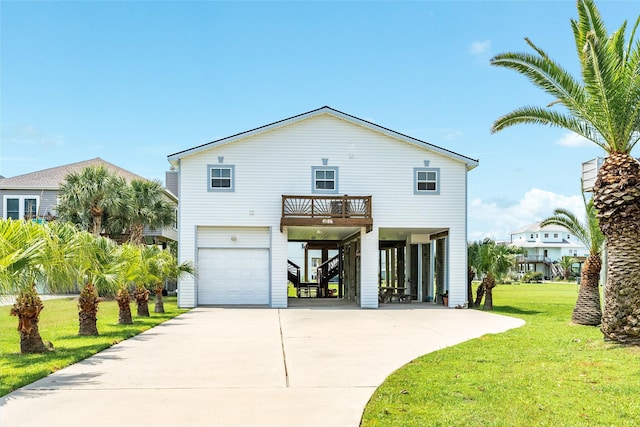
[{"x1": 522, "y1": 271, "x2": 544, "y2": 283}]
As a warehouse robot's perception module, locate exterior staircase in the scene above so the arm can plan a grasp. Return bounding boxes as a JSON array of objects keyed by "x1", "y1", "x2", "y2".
[
  {"x1": 550, "y1": 262, "x2": 563, "y2": 279},
  {"x1": 287, "y1": 260, "x2": 300, "y2": 287},
  {"x1": 317, "y1": 253, "x2": 340, "y2": 296}
]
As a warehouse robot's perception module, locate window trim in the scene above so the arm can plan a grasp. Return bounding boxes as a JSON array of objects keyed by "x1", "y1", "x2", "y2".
[
  {"x1": 312, "y1": 166, "x2": 339, "y2": 194},
  {"x1": 414, "y1": 167, "x2": 440, "y2": 195},
  {"x1": 207, "y1": 164, "x2": 235, "y2": 192},
  {"x1": 3, "y1": 195, "x2": 40, "y2": 220}
]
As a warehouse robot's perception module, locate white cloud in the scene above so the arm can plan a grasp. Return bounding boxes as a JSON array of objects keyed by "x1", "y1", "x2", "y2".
[
  {"x1": 1, "y1": 124, "x2": 64, "y2": 148},
  {"x1": 469, "y1": 188, "x2": 584, "y2": 241},
  {"x1": 469, "y1": 40, "x2": 491, "y2": 55},
  {"x1": 439, "y1": 128, "x2": 463, "y2": 140},
  {"x1": 556, "y1": 132, "x2": 591, "y2": 148}
]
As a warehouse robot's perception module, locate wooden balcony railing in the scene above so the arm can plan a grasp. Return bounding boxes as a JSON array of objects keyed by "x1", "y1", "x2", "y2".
[
  {"x1": 280, "y1": 195, "x2": 373, "y2": 232},
  {"x1": 516, "y1": 255, "x2": 552, "y2": 264}
]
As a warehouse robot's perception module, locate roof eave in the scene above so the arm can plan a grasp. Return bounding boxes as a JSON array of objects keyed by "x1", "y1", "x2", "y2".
[
  {"x1": 167, "y1": 106, "x2": 480, "y2": 169},
  {"x1": 0, "y1": 184, "x2": 59, "y2": 191}
]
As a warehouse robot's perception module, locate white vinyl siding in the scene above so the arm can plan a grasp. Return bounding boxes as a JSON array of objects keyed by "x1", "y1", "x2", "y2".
[{"x1": 175, "y1": 114, "x2": 471, "y2": 308}]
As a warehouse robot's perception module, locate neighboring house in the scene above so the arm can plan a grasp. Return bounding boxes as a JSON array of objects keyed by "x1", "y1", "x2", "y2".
[
  {"x1": 0, "y1": 157, "x2": 178, "y2": 246},
  {"x1": 167, "y1": 106, "x2": 478, "y2": 309},
  {"x1": 510, "y1": 222, "x2": 589, "y2": 279}
]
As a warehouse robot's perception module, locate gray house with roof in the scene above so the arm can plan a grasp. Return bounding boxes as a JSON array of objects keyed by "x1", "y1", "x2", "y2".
[{"x1": 0, "y1": 157, "x2": 178, "y2": 245}]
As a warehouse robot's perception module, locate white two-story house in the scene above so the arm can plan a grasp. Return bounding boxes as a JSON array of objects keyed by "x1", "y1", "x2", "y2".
[
  {"x1": 168, "y1": 107, "x2": 478, "y2": 308},
  {"x1": 510, "y1": 222, "x2": 589, "y2": 279}
]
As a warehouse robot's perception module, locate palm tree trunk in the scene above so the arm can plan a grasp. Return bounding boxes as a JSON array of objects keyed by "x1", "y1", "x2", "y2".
[
  {"x1": 90, "y1": 208, "x2": 103, "y2": 237},
  {"x1": 593, "y1": 153, "x2": 640, "y2": 344},
  {"x1": 467, "y1": 267, "x2": 475, "y2": 308},
  {"x1": 474, "y1": 282, "x2": 485, "y2": 307},
  {"x1": 128, "y1": 223, "x2": 145, "y2": 245},
  {"x1": 572, "y1": 254, "x2": 602, "y2": 326},
  {"x1": 116, "y1": 287, "x2": 133, "y2": 325},
  {"x1": 482, "y1": 274, "x2": 496, "y2": 311},
  {"x1": 10, "y1": 289, "x2": 52, "y2": 354},
  {"x1": 78, "y1": 283, "x2": 99, "y2": 336},
  {"x1": 134, "y1": 287, "x2": 150, "y2": 317},
  {"x1": 154, "y1": 284, "x2": 165, "y2": 314}
]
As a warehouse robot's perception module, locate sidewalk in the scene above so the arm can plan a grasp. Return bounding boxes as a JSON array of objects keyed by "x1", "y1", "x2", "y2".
[{"x1": 0, "y1": 294, "x2": 74, "y2": 306}]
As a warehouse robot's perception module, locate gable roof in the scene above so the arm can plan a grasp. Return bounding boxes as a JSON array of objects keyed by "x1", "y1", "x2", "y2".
[
  {"x1": 510, "y1": 222, "x2": 571, "y2": 235},
  {"x1": 0, "y1": 158, "x2": 148, "y2": 191},
  {"x1": 167, "y1": 106, "x2": 479, "y2": 170}
]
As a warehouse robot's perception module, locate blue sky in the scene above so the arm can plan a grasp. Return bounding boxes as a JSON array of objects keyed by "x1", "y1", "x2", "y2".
[{"x1": 1, "y1": 0, "x2": 638, "y2": 240}]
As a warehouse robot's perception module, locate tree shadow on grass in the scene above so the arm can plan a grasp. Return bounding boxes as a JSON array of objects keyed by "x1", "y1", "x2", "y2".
[
  {"x1": 493, "y1": 305, "x2": 543, "y2": 316},
  {"x1": 3, "y1": 342, "x2": 126, "y2": 370}
]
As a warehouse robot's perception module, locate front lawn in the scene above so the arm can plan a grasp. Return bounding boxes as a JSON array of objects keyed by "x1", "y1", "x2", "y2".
[
  {"x1": 0, "y1": 296, "x2": 188, "y2": 397},
  {"x1": 362, "y1": 283, "x2": 640, "y2": 426}
]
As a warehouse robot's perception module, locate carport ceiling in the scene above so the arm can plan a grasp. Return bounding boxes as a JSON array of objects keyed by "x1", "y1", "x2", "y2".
[
  {"x1": 286, "y1": 226, "x2": 448, "y2": 242},
  {"x1": 379, "y1": 228, "x2": 447, "y2": 241},
  {"x1": 287, "y1": 226, "x2": 360, "y2": 241}
]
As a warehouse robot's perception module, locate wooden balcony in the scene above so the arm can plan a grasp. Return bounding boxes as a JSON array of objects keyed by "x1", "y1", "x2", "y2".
[
  {"x1": 516, "y1": 255, "x2": 552, "y2": 264},
  {"x1": 281, "y1": 195, "x2": 373, "y2": 232}
]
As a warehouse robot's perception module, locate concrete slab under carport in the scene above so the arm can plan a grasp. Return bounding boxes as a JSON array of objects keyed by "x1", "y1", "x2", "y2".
[{"x1": 0, "y1": 305, "x2": 524, "y2": 427}]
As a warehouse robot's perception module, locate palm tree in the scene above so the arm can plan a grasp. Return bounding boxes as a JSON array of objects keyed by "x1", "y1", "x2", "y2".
[
  {"x1": 541, "y1": 196, "x2": 605, "y2": 325},
  {"x1": 57, "y1": 165, "x2": 128, "y2": 237},
  {"x1": 0, "y1": 219, "x2": 48, "y2": 353},
  {"x1": 113, "y1": 243, "x2": 139, "y2": 324},
  {"x1": 132, "y1": 245, "x2": 161, "y2": 317},
  {"x1": 476, "y1": 241, "x2": 515, "y2": 311},
  {"x1": 491, "y1": 0, "x2": 640, "y2": 343},
  {"x1": 71, "y1": 232, "x2": 120, "y2": 335},
  {"x1": 0, "y1": 220, "x2": 79, "y2": 353},
  {"x1": 153, "y1": 251, "x2": 194, "y2": 314},
  {"x1": 559, "y1": 256, "x2": 578, "y2": 280},
  {"x1": 467, "y1": 241, "x2": 482, "y2": 308},
  {"x1": 126, "y1": 179, "x2": 176, "y2": 245}
]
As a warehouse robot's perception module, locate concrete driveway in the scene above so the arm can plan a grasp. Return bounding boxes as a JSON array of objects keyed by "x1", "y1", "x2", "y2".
[{"x1": 0, "y1": 303, "x2": 524, "y2": 427}]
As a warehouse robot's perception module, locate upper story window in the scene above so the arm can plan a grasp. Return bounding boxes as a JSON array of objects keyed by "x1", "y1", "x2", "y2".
[
  {"x1": 530, "y1": 234, "x2": 534, "y2": 239},
  {"x1": 544, "y1": 233, "x2": 549, "y2": 238},
  {"x1": 553, "y1": 233, "x2": 558, "y2": 238},
  {"x1": 414, "y1": 168, "x2": 440, "y2": 195},
  {"x1": 3, "y1": 196, "x2": 39, "y2": 220},
  {"x1": 312, "y1": 166, "x2": 338, "y2": 194},
  {"x1": 208, "y1": 165, "x2": 235, "y2": 192}
]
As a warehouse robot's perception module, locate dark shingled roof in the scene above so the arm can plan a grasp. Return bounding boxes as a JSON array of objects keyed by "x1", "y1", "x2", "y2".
[{"x1": 0, "y1": 158, "x2": 148, "y2": 190}]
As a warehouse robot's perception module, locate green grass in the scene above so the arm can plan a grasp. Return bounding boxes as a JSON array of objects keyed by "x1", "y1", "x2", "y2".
[
  {"x1": 362, "y1": 283, "x2": 640, "y2": 427},
  {"x1": 0, "y1": 296, "x2": 188, "y2": 397}
]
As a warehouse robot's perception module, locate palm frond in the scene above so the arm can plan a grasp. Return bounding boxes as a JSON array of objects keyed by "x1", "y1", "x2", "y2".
[
  {"x1": 540, "y1": 190, "x2": 604, "y2": 256},
  {"x1": 493, "y1": 0, "x2": 640, "y2": 155}
]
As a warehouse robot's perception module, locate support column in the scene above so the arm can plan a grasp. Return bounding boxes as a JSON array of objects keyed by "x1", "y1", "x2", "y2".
[
  {"x1": 304, "y1": 245, "x2": 309, "y2": 282},
  {"x1": 390, "y1": 249, "x2": 396, "y2": 287},
  {"x1": 397, "y1": 245, "x2": 405, "y2": 289},
  {"x1": 360, "y1": 226, "x2": 379, "y2": 308},
  {"x1": 271, "y1": 226, "x2": 289, "y2": 308}
]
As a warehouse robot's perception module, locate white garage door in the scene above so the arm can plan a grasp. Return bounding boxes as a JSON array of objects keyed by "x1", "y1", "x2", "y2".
[{"x1": 197, "y1": 248, "x2": 270, "y2": 305}]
